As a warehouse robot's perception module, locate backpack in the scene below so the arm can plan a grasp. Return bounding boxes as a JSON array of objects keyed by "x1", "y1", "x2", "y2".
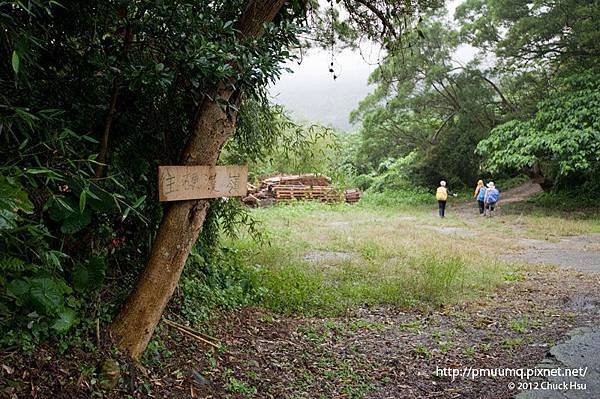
[
  {"x1": 477, "y1": 187, "x2": 486, "y2": 201},
  {"x1": 487, "y1": 188, "x2": 500, "y2": 203},
  {"x1": 436, "y1": 187, "x2": 448, "y2": 201}
]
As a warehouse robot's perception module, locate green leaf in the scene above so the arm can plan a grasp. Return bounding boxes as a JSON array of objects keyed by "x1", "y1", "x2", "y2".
[
  {"x1": 60, "y1": 209, "x2": 92, "y2": 234},
  {"x1": 54, "y1": 196, "x2": 76, "y2": 213},
  {"x1": 25, "y1": 167, "x2": 54, "y2": 175},
  {"x1": 122, "y1": 206, "x2": 131, "y2": 220},
  {"x1": 0, "y1": 209, "x2": 17, "y2": 229},
  {"x1": 72, "y1": 256, "x2": 106, "y2": 291},
  {"x1": 43, "y1": 250, "x2": 67, "y2": 272},
  {"x1": 0, "y1": 255, "x2": 27, "y2": 272},
  {"x1": 29, "y1": 277, "x2": 64, "y2": 314},
  {"x1": 79, "y1": 190, "x2": 87, "y2": 213},
  {"x1": 132, "y1": 195, "x2": 146, "y2": 209},
  {"x1": 7, "y1": 278, "x2": 31, "y2": 299},
  {"x1": 12, "y1": 50, "x2": 19, "y2": 73},
  {"x1": 87, "y1": 188, "x2": 116, "y2": 212},
  {"x1": 51, "y1": 308, "x2": 78, "y2": 333},
  {"x1": 0, "y1": 175, "x2": 34, "y2": 229}
]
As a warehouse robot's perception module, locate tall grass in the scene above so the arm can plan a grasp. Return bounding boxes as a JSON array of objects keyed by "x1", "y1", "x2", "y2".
[
  {"x1": 360, "y1": 188, "x2": 433, "y2": 208},
  {"x1": 410, "y1": 255, "x2": 465, "y2": 305}
]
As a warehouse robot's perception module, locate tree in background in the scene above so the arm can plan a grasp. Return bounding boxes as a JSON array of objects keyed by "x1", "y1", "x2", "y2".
[
  {"x1": 456, "y1": 0, "x2": 600, "y2": 72},
  {"x1": 347, "y1": 0, "x2": 599, "y2": 191},
  {"x1": 457, "y1": 0, "x2": 600, "y2": 188},
  {"x1": 349, "y1": 18, "x2": 515, "y2": 187},
  {"x1": 478, "y1": 71, "x2": 600, "y2": 188}
]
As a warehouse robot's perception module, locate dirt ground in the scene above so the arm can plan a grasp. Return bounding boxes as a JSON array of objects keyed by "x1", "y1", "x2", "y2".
[{"x1": 5, "y1": 267, "x2": 597, "y2": 399}]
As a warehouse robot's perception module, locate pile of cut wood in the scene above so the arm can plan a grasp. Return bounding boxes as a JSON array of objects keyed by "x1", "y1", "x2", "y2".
[
  {"x1": 242, "y1": 173, "x2": 361, "y2": 207},
  {"x1": 344, "y1": 188, "x2": 361, "y2": 204}
]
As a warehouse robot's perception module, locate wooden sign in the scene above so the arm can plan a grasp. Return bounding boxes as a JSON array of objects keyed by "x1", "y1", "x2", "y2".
[{"x1": 158, "y1": 165, "x2": 248, "y2": 202}]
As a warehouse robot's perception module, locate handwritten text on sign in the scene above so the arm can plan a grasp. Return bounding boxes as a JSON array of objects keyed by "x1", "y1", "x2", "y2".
[{"x1": 158, "y1": 165, "x2": 248, "y2": 201}]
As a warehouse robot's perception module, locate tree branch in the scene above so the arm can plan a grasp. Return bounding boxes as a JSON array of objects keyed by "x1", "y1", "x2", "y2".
[
  {"x1": 429, "y1": 112, "x2": 455, "y2": 144},
  {"x1": 351, "y1": 0, "x2": 398, "y2": 38}
]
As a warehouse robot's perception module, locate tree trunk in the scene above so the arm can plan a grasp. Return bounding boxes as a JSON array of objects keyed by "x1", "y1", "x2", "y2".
[
  {"x1": 94, "y1": 78, "x2": 120, "y2": 178},
  {"x1": 109, "y1": 0, "x2": 287, "y2": 360}
]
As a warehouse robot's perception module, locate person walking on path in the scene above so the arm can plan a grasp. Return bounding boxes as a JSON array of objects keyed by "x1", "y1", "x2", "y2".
[
  {"x1": 484, "y1": 181, "x2": 500, "y2": 216},
  {"x1": 474, "y1": 180, "x2": 486, "y2": 215},
  {"x1": 436, "y1": 180, "x2": 456, "y2": 218}
]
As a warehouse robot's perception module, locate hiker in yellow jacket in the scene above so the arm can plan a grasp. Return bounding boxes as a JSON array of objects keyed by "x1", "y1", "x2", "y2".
[{"x1": 436, "y1": 180, "x2": 456, "y2": 218}]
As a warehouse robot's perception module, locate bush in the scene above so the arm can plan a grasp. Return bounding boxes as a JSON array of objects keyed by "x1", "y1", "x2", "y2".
[
  {"x1": 495, "y1": 174, "x2": 530, "y2": 190},
  {"x1": 0, "y1": 171, "x2": 121, "y2": 349},
  {"x1": 361, "y1": 188, "x2": 433, "y2": 208},
  {"x1": 353, "y1": 174, "x2": 375, "y2": 191},
  {"x1": 477, "y1": 71, "x2": 600, "y2": 187},
  {"x1": 367, "y1": 152, "x2": 419, "y2": 192},
  {"x1": 178, "y1": 246, "x2": 267, "y2": 323}
]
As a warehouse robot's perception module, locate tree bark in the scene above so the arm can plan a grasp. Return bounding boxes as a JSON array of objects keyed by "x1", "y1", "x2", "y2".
[{"x1": 109, "y1": 0, "x2": 287, "y2": 360}]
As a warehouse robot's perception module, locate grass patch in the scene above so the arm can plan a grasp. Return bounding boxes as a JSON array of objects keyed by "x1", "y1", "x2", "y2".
[
  {"x1": 248, "y1": 245, "x2": 503, "y2": 315},
  {"x1": 527, "y1": 190, "x2": 596, "y2": 210},
  {"x1": 229, "y1": 202, "x2": 510, "y2": 317},
  {"x1": 500, "y1": 211, "x2": 600, "y2": 237}
]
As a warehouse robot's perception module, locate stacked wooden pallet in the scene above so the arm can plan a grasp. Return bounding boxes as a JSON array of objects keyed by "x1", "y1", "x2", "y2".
[
  {"x1": 344, "y1": 188, "x2": 361, "y2": 203},
  {"x1": 241, "y1": 173, "x2": 360, "y2": 206},
  {"x1": 272, "y1": 184, "x2": 341, "y2": 202}
]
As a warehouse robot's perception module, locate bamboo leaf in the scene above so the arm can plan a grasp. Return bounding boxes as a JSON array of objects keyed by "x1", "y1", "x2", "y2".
[{"x1": 11, "y1": 51, "x2": 19, "y2": 74}]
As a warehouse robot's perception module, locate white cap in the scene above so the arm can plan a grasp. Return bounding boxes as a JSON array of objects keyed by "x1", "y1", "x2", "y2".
[{"x1": 440, "y1": 180, "x2": 446, "y2": 187}]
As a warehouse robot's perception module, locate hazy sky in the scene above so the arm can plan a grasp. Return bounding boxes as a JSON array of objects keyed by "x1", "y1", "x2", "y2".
[
  {"x1": 270, "y1": 46, "x2": 380, "y2": 131},
  {"x1": 270, "y1": 0, "x2": 475, "y2": 132}
]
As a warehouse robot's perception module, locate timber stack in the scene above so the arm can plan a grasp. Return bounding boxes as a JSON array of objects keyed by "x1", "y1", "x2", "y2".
[
  {"x1": 243, "y1": 173, "x2": 357, "y2": 207},
  {"x1": 344, "y1": 188, "x2": 361, "y2": 203}
]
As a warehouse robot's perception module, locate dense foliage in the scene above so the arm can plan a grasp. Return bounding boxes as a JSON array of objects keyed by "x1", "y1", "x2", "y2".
[
  {"x1": 347, "y1": 17, "x2": 514, "y2": 189},
  {"x1": 458, "y1": 0, "x2": 600, "y2": 189},
  {"x1": 0, "y1": 0, "x2": 305, "y2": 347},
  {"x1": 478, "y1": 72, "x2": 600, "y2": 187}
]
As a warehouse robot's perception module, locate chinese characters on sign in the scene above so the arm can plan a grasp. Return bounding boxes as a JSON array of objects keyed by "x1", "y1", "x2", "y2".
[{"x1": 158, "y1": 165, "x2": 248, "y2": 201}]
